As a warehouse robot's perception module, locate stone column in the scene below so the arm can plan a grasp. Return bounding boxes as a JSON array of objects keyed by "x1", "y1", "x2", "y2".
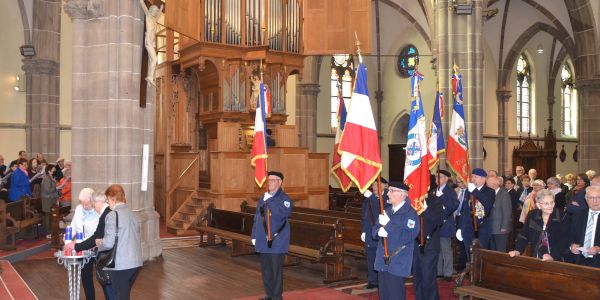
[
  {"x1": 296, "y1": 83, "x2": 320, "y2": 151},
  {"x1": 23, "y1": 0, "x2": 62, "y2": 161},
  {"x1": 496, "y1": 89, "x2": 511, "y2": 173},
  {"x1": 435, "y1": 0, "x2": 450, "y2": 167},
  {"x1": 577, "y1": 81, "x2": 600, "y2": 172},
  {"x1": 65, "y1": 0, "x2": 161, "y2": 261}
]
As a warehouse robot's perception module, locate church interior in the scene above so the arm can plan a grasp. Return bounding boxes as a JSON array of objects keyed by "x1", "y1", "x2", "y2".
[{"x1": 0, "y1": 0, "x2": 599, "y2": 299}]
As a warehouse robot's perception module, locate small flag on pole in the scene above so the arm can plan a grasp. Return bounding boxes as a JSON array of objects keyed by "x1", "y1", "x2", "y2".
[
  {"x1": 427, "y1": 92, "x2": 445, "y2": 170},
  {"x1": 446, "y1": 65, "x2": 470, "y2": 184}
]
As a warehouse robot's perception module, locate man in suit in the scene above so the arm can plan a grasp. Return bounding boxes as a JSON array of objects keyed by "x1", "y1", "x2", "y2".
[
  {"x1": 488, "y1": 176, "x2": 512, "y2": 252},
  {"x1": 361, "y1": 178, "x2": 389, "y2": 289},
  {"x1": 373, "y1": 182, "x2": 419, "y2": 300},
  {"x1": 251, "y1": 171, "x2": 293, "y2": 300},
  {"x1": 466, "y1": 168, "x2": 495, "y2": 249},
  {"x1": 434, "y1": 170, "x2": 459, "y2": 282},
  {"x1": 516, "y1": 175, "x2": 533, "y2": 208},
  {"x1": 505, "y1": 178, "x2": 520, "y2": 211},
  {"x1": 568, "y1": 185, "x2": 600, "y2": 268},
  {"x1": 413, "y1": 174, "x2": 445, "y2": 300},
  {"x1": 547, "y1": 177, "x2": 567, "y2": 211}
]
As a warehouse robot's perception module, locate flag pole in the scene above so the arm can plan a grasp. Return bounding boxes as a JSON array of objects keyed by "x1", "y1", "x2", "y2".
[{"x1": 260, "y1": 59, "x2": 272, "y2": 247}]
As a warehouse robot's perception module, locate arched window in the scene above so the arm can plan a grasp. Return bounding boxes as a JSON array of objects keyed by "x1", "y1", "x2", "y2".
[
  {"x1": 560, "y1": 64, "x2": 576, "y2": 137},
  {"x1": 330, "y1": 55, "x2": 355, "y2": 131},
  {"x1": 516, "y1": 54, "x2": 531, "y2": 133}
]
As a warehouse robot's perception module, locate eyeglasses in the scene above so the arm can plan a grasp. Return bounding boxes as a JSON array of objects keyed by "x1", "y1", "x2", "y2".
[
  {"x1": 268, "y1": 179, "x2": 281, "y2": 182},
  {"x1": 538, "y1": 201, "x2": 555, "y2": 206},
  {"x1": 587, "y1": 196, "x2": 600, "y2": 201}
]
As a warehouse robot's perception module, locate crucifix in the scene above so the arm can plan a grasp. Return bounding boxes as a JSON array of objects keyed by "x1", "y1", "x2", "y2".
[{"x1": 139, "y1": 0, "x2": 165, "y2": 108}]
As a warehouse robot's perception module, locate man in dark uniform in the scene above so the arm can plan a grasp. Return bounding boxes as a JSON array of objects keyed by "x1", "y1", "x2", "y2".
[
  {"x1": 251, "y1": 171, "x2": 293, "y2": 300},
  {"x1": 435, "y1": 170, "x2": 459, "y2": 282},
  {"x1": 412, "y1": 175, "x2": 444, "y2": 300},
  {"x1": 373, "y1": 182, "x2": 419, "y2": 300},
  {"x1": 361, "y1": 177, "x2": 389, "y2": 290},
  {"x1": 466, "y1": 168, "x2": 496, "y2": 250}
]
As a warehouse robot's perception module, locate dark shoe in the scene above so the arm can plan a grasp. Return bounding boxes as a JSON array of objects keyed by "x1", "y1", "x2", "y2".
[{"x1": 364, "y1": 284, "x2": 378, "y2": 289}]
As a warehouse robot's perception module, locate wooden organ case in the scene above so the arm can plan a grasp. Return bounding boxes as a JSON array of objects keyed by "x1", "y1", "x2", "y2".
[{"x1": 153, "y1": 0, "x2": 372, "y2": 234}]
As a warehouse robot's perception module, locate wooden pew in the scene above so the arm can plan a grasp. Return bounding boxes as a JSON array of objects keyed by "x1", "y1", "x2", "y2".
[
  {"x1": 0, "y1": 201, "x2": 19, "y2": 250},
  {"x1": 51, "y1": 204, "x2": 72, "y2": 249},
  {"x1": 455, "y1": 240, "x2": 600, "y2": 300},
  {"x1": 196, "y1": 204, "x2": 355, "y2": 283},
  {"x1": 241, "y1": 202, "x2": 364, "y2": 257},
  {"x1": 292, "y1": 205, "x2": 361, "y2": 220},
  {"x1": 0, "y1": 199, "x2": 43, "y2": 249}
]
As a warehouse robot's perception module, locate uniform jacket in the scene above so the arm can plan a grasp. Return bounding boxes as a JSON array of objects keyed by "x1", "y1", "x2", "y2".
[
  {"x1": 516, "y1": 209, "x2": 568, "y2": 260},
  {"x1": 251, "y1": 188, "x2": 293, "y2": 253},
  {"x1": 471, "y1": 185, "x2": 496, "y2": 235},
  {"x1": 436, "y1": 184, "x2": 459, "y2": 238},
  {"x1": 98, "y1": 203, "x2": 143, "y2": 271},
  {"x1": 569, "y1": 208, "x2": 600, "y2": 267},
  {"x1": 508, "y1": 188, "x2": 520, "y2": 211},
  {"x1": 373, "y1": 201, "x2": 420, "y2": 277},
  {"x1": 491, "y1": 188, "x2": 513, "y2": 234},
  {"x1": 420, "y1": 194, "x2": 444, "y2": 251},
  {"x1": 8, "y1": 167, "x2": 31, "y2": 202}
]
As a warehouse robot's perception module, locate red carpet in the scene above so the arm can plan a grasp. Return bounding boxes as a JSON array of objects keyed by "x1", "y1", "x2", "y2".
[
  {"x1": 0, "y1": 239, "x2": 48, "y2": 259},
  {"x1": 0, "y1": 260, "x2": 38, "y2": 299},
  {"x1": 237, "y1": 287, "x2": 362, "y2": 300},
  {"x1": 352, "y1": 279, "x2": 459, "y2": 299}
]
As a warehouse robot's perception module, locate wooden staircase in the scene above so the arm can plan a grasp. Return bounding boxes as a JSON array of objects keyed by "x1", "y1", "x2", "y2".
[{"x1": 167, "y1": 192, "x2": 210, "y2": 235}]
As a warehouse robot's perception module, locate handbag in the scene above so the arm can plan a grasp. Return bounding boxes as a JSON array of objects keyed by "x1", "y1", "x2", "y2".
[{"x1": 95, "y1": 211, "x2": 119, "y2": 285}]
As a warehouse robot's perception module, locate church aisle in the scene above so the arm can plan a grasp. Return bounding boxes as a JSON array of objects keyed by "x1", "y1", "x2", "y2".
[{"x1": 13, "y1": 246, "x2": 330, "y2": 299}]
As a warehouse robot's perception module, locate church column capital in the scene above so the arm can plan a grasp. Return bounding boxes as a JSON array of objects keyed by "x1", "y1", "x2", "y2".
[
  {"x1": 298, "y1": 83, "x2": 320, "y2": 96},
  {"x1": 575, "y1": 79, "x2": 600, "y2": 91},
  {"x1": 64, "y1": 0, "x2": 104, "y2": 20},
  {"x1": 496, "y1": 89, "x2": 512, "y2": 102},
  {"x1": 21, "y1": 58, "x2": 59, "y2": 75}
]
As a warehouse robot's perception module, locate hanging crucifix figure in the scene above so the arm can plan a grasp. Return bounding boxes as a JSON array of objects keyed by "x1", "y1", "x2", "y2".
[{"x1": 139, "y1": 0, "x2": 163, "y2": 86}]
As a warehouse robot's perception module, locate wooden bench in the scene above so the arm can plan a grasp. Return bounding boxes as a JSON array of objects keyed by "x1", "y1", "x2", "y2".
[
  {"x1": 455, "y1": 240, "x2": 600, "y2": 300},
  {"x1": 51, "y1": 205, "x2": 72, "y2": 249},
  {"x1": 196, "y1": 204, "x2": 355, "y2": 283},
  {"x1": 241, "y1": 202, "x2": 364, "y2": 257},
  {"x1": 0, "y1": 199, "x2": 44, "y2": 250},
  {"x1": 293, "y1": 205, "x2": 361, "y2": 220}
]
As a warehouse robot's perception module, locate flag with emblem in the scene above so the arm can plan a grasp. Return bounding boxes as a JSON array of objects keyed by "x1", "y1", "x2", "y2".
[
  {"x1": 446, "y1": 65, "x2": 470, "y2": 184},
  {"x1": 403, "y1": 72, "x2": 430, "y2": 215},
  {"x1": 251, "y1": 83, "x2": 268, "y2": 187},
  {"x1": 338, "y1": 62, "x2": 382, "y2": 193},
  {"x1": 427, "y1": 92, "x2": 445, "y2": 170},
  {"x1": 331, "y1": 86, "x2": 353, "y2": 192}
]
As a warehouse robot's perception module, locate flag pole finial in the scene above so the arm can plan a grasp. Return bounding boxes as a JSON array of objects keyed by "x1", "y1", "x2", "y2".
[{"x1": 355, "y1": 32, "x2": 363, "y2": 64}]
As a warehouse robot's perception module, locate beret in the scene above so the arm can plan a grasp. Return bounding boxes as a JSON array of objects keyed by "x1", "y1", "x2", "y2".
[
  {"x1": 388, "y1": 181, "x2": 410, "y2": 192},
  {"x1": 268, "y1": 171, "x2": 284, "y2": 180},
  {"x1": 437, "y1": 170, "x2": 451, "y2": 177},
  {"x1": 472, "y1": 168, "x2": 487, "y2": 177}
]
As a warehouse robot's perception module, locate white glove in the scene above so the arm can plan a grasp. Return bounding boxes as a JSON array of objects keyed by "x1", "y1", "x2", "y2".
[
  {"x1": 467, "y1": 183, "x2": 476, "y2": 193},
  {"x1": 435, "y1": 190, "x2": 443, "y2": 197},
  {"x1": 455, "y1": 229, "x2": 463, "y2": 241},
  {"x1": 360, "y1": 232, "x2": 366, "y2": 242},
  {"x1": 363, "y1": 190, "x2": 373, "y2": 198},
  {"x1": 251, "y1": 239, "x2": 256, "y2": 246},
  {"x1": 378, "y1": 212, "x2": 390, "y2": 226},
  {"x1": 377, "y1": 227, "x2": 388, "y2": 238}
]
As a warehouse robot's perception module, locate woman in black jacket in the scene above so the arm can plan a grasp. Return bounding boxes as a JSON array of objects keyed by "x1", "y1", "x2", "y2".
[
  {"x1": 65, "y1": 192, "x2": 114, "y2": 300},
  {"x1": 509, "y1": 189, "x2": 569, "y2": 261}
]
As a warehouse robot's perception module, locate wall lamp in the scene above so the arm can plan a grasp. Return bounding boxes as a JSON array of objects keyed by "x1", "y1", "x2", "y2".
[
  {"x1": 14, "y1": 74, "x2": 26, "y2": 92},
  {"x1": 20, "y1": 45, "x2": 36, "y2": 57},
  {"x1": 453, "y1": 2, "x2": 473, "y2": 15}
]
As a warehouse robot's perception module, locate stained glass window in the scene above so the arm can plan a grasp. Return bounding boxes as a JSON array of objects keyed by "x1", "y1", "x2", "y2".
[
  {"x1": 331, "y1": 55, "x2": 355, "y2": 131},
  {"x1": 516, "y1": 54, "x2": 531, "y2": 133},
  {"x1": 397, "y1": 45, "x2": 419, "y2": 78},
  {"x1": 561, "y1": 64, "x2": 576, "y2": 137}
]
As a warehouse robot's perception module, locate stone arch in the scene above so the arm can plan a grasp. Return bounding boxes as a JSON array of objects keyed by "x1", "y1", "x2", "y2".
[
  {"x1": 388, "y1": 112, "x2": 410, "y2": 144},
  {"x1": 563, "y1": 0, "x2": 598, "y2": 79},
  {"x1": 17, "y1": 0, "x2": 30, "y2": 44},
  {"x1": 499, "y1": 22, "x2": 576, "y2": 88},
  {"x1": 381, "y1": 0, "x2": 431, "y2": 50}
]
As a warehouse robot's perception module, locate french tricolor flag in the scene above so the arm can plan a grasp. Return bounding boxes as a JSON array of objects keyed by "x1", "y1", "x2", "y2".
[
  {"x1": 403, "y1": 72, "x2": 429, "y2": 215},
  {"x1": 251, "y1": 83, "x2": 268, "y2": 187},
  {"x1": 338, "y1": 62, "x2": 382, "y2": 193},
  {"x1": 331, "y1": 90, "x2": 353, "y2": 192},
  {"x1": 446, "y1": 66, "x2": 470, "y2": 184}
]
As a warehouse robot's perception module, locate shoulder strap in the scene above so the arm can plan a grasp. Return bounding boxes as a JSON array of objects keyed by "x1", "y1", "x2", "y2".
[{"x1": 114, "y1": 211, "x2": 119, "y2": 237}]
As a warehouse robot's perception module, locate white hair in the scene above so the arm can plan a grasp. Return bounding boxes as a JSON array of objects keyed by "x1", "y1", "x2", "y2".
[{"x1": 78, "y1": 188, "x2": 95, "y2": 202}]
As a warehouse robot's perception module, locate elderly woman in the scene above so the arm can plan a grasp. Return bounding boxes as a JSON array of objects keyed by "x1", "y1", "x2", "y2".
[
  {"x1": 65, "y1": 192, "x2": 114, "y2": 300},
  {"x1": 70, "y1": 188, "x2": 100, "y2": 300},
  {"x1": 519, "y1": 179, "x2": 546, "y2": 223},
  {"x1": 509, "y1": 190, "x2": 569, "y2": 261},
  {"x1": 8, "y1": 158, "x2": 31, "y2": 202},
  {"x1": 96, "y1": 184, "x2": 142, "y2": 300},
  {"x1": 40, "y1": 164, "x2": 58, "y2": 232}
]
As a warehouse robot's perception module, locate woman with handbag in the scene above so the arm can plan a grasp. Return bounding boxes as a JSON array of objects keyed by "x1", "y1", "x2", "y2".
[
  {"x1": 95, "y1": 184, "x2": 143, "y2": 300},
  {"x1": 65, "y1": 192, "x2": 115, "y2": 300}
]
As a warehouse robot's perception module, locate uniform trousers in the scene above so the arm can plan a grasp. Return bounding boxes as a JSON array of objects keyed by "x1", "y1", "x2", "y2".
[
  {"x1": 365, "y1": 245, "x2": 378, "y2": 285},
  {"x1": 437, "y1": 237, "x2": 454, "y2": 277},
  {"x1": 414, "y1": 248, "x2": 440, "y2": 300},
  {"x1": 259, "y1": 253, "x2": 285, "y2": 300},
  {"x1": 378, "y1": 271, "x2": 406, "y2": 300}
]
